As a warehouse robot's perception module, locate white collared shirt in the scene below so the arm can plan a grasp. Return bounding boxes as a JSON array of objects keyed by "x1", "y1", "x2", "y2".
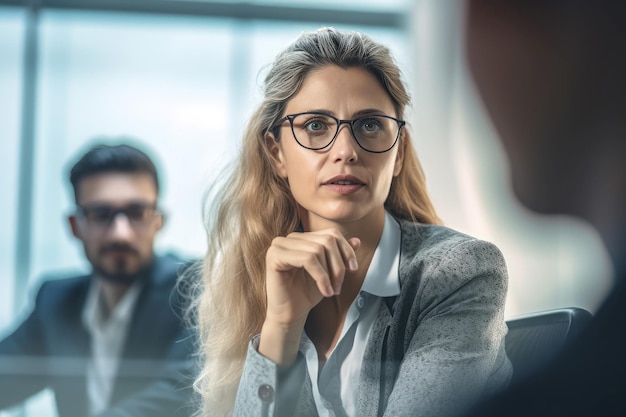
[
  {"x1": 81, "y1": 279, "x2": 142, "y2": 416},
  {"x1": 300, "y1": 211, "x2": 401, "y2": 417}
]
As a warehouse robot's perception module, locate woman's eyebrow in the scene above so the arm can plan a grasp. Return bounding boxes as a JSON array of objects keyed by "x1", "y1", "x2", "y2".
[
  {"x1": 295, "y1": 108, "x2": 390, "y2": 118},
  {"x1": 352, "y1": 108, "x2": 389, "y2": 117},
  {"x1": 298, "y1": 108, "x2": 336, "y2": 116}
]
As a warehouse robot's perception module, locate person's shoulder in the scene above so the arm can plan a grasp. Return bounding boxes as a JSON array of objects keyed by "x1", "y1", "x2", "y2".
[
  {"x1": 396, "y1": 219, "x2": 506, "y2": 284},
  {"x1": 29, "y1": 271, "x2": 91, "y2": 309},
  {"x1": 397, "y1": 219, "x2": 495, "y2": 258},
  {"x1": 36, "y1": 271, "x2": 90, "y2": 292},
  {"x1": 150, "y1": 251, "x2": 198, "y2": 287}
]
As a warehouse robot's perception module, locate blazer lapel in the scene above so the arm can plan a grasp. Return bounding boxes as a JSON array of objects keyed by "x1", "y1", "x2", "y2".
[
  {"x1": 66, "y1": 278, "x2": 92, "y2": 354},
  {"x1": 52, "y1": 277, "x2": 91, "y2": 417},
  {"x1": 357, "y1": 297, "x2": 395, "y2": 417},
  {"x1": 109, "y1": 254, "x2": 179, "y2": 403}
]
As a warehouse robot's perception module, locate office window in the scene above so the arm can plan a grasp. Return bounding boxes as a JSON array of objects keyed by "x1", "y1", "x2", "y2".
[
  {"x1": 31, "y1": 11, "x2": 236, "y2": 279},
  {"x1": 0, "y1": 7, "x2": 24, "y2": 330}
]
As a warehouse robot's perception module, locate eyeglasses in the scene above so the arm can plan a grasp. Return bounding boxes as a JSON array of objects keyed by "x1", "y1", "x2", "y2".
[
  {"x1": 75, "y1": 202, "x2": 160, "y2": 229},
  {"x1": 271, "y1": 111, "x2": 406, "y2": 153}
]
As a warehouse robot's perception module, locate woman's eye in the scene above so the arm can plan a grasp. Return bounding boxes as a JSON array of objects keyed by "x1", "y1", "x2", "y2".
[
  {"x1": 358, "y1": 118, "x2": 382, "y2": 132},
  {"x1": 306, "y1": 121, "x2": 325, "y2": 131}
]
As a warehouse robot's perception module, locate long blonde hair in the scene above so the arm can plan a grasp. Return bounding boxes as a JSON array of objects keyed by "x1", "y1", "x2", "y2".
[{"x1": 194, "y1": 27, "x2": 441, "y2": 416}]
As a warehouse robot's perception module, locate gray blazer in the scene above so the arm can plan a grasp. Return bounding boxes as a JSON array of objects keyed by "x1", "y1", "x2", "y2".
[{"x1": 234, "y1": 219, "x2": 513, "y2": 417}]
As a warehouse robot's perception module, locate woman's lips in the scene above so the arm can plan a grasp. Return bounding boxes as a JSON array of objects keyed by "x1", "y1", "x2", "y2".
[{"x1": 322, "y1": 176, "x2": 365, "y2": 195}]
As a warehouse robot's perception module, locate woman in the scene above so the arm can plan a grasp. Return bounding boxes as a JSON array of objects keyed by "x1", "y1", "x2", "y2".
[{"x1": 195, "y1": 27, "x2": 512, "y2": 417}]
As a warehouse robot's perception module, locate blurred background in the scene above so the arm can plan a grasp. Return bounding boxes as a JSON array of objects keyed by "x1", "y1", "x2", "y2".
[{"x1": 0, "y1": 1, "x2": 614, "y2": 416}]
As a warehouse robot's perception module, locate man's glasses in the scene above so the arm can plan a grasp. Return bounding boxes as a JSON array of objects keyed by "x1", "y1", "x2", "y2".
[
  {"x1": 271, "y1": 111, "x2": 406, "y2": 153},
  {"x1": 75, "y1": 202, "x2": 160, "y2": 229}
]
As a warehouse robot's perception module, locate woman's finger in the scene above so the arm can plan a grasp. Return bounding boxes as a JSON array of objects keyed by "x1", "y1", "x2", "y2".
[
  {"x1": 267, "y1": 229, "x2": 360, "y2": 297},
  {"x1": 287, "y1": 230, "x2": 359, "y2": 295},
  {"x1": 268, "y1": 237, "x2": 334, "y2": 297}
]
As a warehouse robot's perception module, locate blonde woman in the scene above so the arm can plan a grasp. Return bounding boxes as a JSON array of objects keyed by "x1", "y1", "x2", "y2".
[{"x1": 196, "y1": 27, "x2": 512, "y2": 417}]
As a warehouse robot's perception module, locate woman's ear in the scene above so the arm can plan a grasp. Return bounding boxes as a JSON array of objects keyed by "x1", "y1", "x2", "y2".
[
  {"x1": 393, "y1": 132, "x2": 405, "y2": 177},
  {"x1": 265, "y1": 132, "x2": 288, "y2": 178}
]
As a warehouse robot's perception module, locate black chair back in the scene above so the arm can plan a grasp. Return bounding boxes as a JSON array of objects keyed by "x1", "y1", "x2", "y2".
[{"x1": 505, "y1": 307, "x2": 592, "y2": 383}]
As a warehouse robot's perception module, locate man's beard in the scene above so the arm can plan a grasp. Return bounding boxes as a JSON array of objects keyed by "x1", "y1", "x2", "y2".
[
  {"x1": 92, "y1": 244, "x2": 153, "y2": 284},
  {"x1": 93, "y1": 261, "x2": 152, "y2": 284}
]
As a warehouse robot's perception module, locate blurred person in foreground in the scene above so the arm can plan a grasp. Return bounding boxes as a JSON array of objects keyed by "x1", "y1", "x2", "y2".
[
  {"x1": 465, "y1": 1, "x2": 626, "y2": 415},
  {"x1": 0, "y1": 142, "x2": 196, "y2": 417}
]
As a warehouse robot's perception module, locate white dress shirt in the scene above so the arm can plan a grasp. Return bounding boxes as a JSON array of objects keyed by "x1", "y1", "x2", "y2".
[
  {"x1": 299, "y1": 211, "x2": 401, "y2": 417},
  {"x1": 81, "y1": 279, "x2": 142, "y2": 416}
]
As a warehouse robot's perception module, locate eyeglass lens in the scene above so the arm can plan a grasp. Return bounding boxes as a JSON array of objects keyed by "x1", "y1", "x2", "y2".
[
  {"x1": 78, "y1": 203, "x2": 157, "y2": 228},
  {"x1": 290, "y1": 113, "x2": 401, "y2": 152}
]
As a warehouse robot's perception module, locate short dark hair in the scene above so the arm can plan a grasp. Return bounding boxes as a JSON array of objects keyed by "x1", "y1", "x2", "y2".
[{"x1": 69, "y1": 143, "x2": 159, "y2": 203}]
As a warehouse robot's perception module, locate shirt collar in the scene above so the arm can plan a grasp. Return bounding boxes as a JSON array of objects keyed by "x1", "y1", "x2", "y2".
[
  {"x1": 360, "y1": 211, "x2": 401, "y2": 297},
  {"x1": 82, "y1": 278, "x2": 143, "y2": 330}
]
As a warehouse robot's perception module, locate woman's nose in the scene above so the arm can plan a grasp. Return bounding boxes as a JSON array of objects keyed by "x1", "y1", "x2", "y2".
[{"x1": 330, "y1": 124, "x2": 359, "y2": 162}]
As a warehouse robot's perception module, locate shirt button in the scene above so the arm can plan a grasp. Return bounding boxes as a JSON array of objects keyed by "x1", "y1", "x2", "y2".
[
  {"x1": 357, "y1": 296, "x2": 365, "y2": 309},
  {"x1": 258, "y1": 384, "x2": 274, "y2": 402}
]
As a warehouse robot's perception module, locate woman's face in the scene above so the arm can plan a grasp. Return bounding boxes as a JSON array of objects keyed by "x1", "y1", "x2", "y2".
[{"x1": 268, "y1": 65, "x2": 404, "y2": 230}]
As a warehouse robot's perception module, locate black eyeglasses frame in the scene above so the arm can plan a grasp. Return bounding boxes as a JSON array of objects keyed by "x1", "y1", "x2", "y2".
[{"x1": 270, "y1": 111, "x2": 406, "y2": 154}]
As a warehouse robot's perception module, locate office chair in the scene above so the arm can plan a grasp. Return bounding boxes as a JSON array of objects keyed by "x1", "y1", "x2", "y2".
[{"x1": 504, "y1": 307, "x2": 593, "y2": 384}]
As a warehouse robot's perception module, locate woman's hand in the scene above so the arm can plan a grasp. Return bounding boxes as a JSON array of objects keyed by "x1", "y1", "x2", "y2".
[{"x1": 259, "y1": 229, "x2": 359, "y2": 365}]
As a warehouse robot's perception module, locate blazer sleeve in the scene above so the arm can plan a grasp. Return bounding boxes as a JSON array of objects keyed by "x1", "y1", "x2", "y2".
[
  {"x1": 232, "y1": 337, "x2": 310, "y2": 417},
  {"x1": 0, "y1": 283, "x2": 50, "y2": 409},
  {"x1": 381, "y1": 238, "x2": 512, "y2": 417}
]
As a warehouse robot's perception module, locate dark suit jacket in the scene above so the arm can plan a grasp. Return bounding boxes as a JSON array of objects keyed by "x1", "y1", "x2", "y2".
[
  {"x1": 466, "y1": 272, "x2": 626, "y2": 417},
  {"x1": 0, "y1": 253, "x2": 197, "y2": 417}
]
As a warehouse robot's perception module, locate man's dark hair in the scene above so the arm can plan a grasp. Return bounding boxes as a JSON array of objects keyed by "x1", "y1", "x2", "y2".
[{"x1": 69, "y1": 143, "x2": 159, "y2": 202}]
